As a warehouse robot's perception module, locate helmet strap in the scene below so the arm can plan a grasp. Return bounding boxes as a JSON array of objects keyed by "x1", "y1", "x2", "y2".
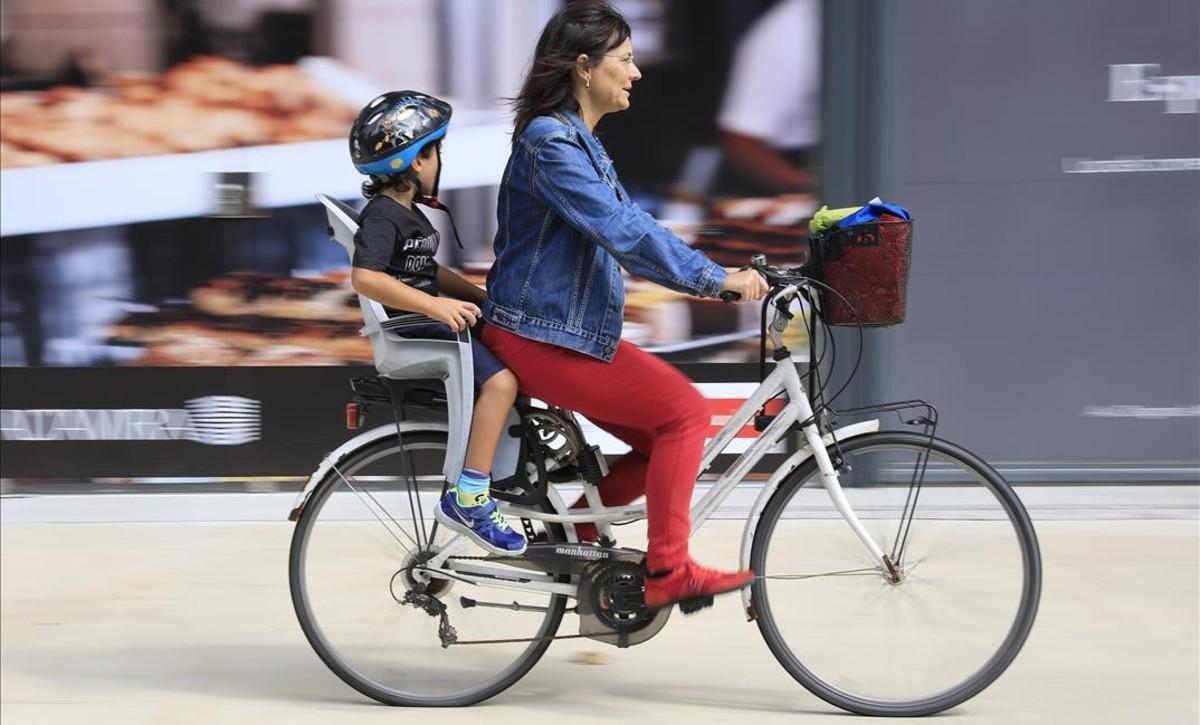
[
  {"x1": 415, "y1": 143, "x2": 463, "y2": 249},
  {"x1": 431, "y1": 142, "x2": 443, "y2": 199}
]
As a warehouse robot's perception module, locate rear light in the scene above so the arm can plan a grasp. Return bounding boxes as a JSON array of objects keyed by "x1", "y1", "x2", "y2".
[{"x1": 346, "y1": 402, "x2": 364, "y2": 430}]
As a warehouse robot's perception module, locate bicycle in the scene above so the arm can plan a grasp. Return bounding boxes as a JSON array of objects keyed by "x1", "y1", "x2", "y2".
[{"x1": 288, "y1": 197, "x2": 1042, "y2": 716}]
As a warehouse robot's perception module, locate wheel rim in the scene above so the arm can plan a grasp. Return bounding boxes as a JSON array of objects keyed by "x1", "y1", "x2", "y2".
[
  {"x1": 752, "y1": 434, "x2": 1040, "y2": 714},
  {"x1": 290, "y1": 434, "x2": 565, "y2": 705}
]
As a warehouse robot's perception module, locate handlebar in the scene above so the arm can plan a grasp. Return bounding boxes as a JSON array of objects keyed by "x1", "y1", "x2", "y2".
[{"x1": 719, "y1": 254, "x2": 812, "y2": 302}]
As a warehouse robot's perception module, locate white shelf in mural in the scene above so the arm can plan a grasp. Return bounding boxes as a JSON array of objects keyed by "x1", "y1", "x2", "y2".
[{"x1": 0, "y1": 113, "x2": 511, "y2": 237}]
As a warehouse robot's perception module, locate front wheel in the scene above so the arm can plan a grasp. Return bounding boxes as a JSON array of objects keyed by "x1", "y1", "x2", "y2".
[{"x1": 750, "y1": 431, "x2": 1042, "y2": 716}]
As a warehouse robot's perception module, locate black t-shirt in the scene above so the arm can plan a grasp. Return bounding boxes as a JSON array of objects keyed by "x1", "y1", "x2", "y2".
[{"x1": 352, "y1": 196, "x2": 440, "y2": 304}]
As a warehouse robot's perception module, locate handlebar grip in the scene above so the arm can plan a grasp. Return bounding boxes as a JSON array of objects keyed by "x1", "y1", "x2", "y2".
[{"x1": 720, "y1": 290, "x2": 741, "y2": 303}]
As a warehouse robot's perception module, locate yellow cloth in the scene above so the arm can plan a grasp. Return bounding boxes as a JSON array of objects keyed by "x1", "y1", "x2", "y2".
[{"x1": 808, "y1": 204, "x2": 862, "y2": 233}]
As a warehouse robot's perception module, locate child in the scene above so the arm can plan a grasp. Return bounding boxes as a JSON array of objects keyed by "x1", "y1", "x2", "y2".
[{"x1": 348, "y1": 90, "x2": 526, "y2": 555}]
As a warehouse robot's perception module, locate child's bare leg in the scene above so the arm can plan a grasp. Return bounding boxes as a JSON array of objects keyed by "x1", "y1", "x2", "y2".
[
  {"x1": 436, "y1": 368, "x2": 526, "y2": 553},
  {"x1": 464, "y1": 369, "x2": 518, "y2": 474}
]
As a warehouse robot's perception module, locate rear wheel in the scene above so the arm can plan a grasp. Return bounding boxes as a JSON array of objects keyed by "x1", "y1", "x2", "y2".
[{"x1": 289, "y1": 431, "x2": 567, "y2": 706}]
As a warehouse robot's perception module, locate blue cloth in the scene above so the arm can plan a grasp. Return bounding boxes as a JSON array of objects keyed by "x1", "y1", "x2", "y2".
[
  {"x1": 395, "y1": 320, "x2": 507, "y2": 386},
  {"x1": 483, "y1": 109, "x2": 727, "y2": 362},
  {"x1": 835, "y1": 197, "x2": 912, "y2": 228}
]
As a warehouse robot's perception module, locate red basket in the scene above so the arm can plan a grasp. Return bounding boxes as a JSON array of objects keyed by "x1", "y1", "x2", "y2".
[{"x1": 808, "y1": 215, "x2": 913, "y2": 326}]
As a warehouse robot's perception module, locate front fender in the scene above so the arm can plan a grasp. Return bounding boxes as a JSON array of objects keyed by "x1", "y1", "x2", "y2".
[
  {"x1": 738, "y1": 419, "x2": 880, "y2": 619},
  {"x1": 287, "y1": 421, "x2": 449, "y2": 522}
]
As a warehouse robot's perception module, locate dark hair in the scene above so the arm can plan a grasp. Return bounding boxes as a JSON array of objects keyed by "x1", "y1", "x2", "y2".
[
  {"x1": 360, "y1": 141, "x2": 439, "y2": 198},
  {"x1": 510, "y1": 1, "x2": 631, "y2": 141}
]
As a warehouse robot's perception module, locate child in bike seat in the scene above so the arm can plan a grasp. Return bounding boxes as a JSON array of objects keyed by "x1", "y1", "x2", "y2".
[{"x1": 348, "y1": 90, "x2": 526, "y2": 555}]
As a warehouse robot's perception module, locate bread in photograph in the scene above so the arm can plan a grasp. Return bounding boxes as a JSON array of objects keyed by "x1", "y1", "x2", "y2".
[{"x1": 0, "y1": 57, "x2": 356, "y2": 168}]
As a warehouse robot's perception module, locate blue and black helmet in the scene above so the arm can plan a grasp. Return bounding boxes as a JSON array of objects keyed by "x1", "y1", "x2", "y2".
[{"x1": 349, "y1": 91, "x2": 451, "y2": 177}]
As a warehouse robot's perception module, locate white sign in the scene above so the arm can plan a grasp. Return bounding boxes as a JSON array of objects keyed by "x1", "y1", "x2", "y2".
[
  {"x1": 0, "y1": 396, "x2": 261, "y2": 445},
  {"x1": 1108, "y1": 63, "x2": 1199, "y2": 113}
]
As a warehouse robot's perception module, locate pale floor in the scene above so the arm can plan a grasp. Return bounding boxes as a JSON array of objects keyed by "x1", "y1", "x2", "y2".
[{"x1": 1, "y1": 490, "x2": 1198, "y2": 724}]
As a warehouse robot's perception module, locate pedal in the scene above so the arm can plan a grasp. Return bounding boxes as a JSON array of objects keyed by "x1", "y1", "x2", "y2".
[{"x1": 677, "y1": 595, "x2": 715, "y2": 615}]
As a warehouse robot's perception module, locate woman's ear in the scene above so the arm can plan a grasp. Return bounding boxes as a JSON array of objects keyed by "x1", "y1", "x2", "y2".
[{"x1": 575, "y1": 53, "x2": 591, "y2": 80}]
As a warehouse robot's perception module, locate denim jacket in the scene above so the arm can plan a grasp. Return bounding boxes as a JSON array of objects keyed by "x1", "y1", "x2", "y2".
[{"x1": 483, "y1": 110, "x2": 727, "y2": 362}]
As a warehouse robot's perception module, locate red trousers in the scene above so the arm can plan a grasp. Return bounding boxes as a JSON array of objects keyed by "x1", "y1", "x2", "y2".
[{"x1": 481, "y1": 325, "x2": 709, "y2": 571}]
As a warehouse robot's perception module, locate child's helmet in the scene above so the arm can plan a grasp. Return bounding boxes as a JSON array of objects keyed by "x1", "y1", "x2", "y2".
[{"x1": 349, "y1": 91, "x2": 452, "y2": 176}]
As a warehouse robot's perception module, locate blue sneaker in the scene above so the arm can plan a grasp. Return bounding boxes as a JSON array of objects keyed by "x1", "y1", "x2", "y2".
[{"x1": 435, "y1": 490, "x2": 527, "y2": 555}]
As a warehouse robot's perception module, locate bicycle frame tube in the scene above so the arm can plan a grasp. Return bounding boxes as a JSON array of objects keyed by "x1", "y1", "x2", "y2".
[
  {"x1": 300, "y1": 289, "x2": 894, "y2": 606},
  {"x1": 499, "y1": 356, "x2": 805, "y2": 528},
  {"x1": 689, "y1": 359, "x2": 804, "y2": 530},
  {"x1": 691, "y1": 355, "x2": 890, "y2": 576},
  {"x1": 734, "y1": 417, "x2": 880, "y2": 619},
  {"x1": 502, "y1": 353, "x2": 886, "y2": 562}
]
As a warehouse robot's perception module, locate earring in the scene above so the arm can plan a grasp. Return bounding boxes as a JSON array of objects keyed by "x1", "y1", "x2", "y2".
[{"x1": 586, "y1": 75, "x2": 591, "y2": 90}]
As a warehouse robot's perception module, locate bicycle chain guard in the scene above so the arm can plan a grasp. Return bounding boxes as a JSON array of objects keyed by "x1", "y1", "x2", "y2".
[
  {"x1": 576, "y1": 553, "x2": 672, "y2": 648},
  {"x1": 411, "y1": 544, "x2": 670, "y2": 648}
]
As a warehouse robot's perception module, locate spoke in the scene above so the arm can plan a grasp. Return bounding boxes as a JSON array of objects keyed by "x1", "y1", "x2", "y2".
[
  {"x1": 329, "y1": 461, "x2": 420, "y2": 552},
  {"x1": 901, "y1": 554, "x2": 928, "y2": 578},
  {"x1": 761, "y1": 567, "x2": 881, "y2": 581}
]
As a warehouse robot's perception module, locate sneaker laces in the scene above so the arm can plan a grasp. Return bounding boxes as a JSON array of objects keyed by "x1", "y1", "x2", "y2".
[{"x1": 488, "y1": 507, "x2": 512, "y2": 532}]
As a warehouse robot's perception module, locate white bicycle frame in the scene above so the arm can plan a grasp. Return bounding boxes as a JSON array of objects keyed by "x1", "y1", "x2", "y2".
[{"x1": 411, "y1": 285, "x2": 895, "y2": 619}]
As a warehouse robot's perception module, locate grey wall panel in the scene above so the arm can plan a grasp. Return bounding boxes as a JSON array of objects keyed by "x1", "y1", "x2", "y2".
[{"x1": 871, "y1": 0, "x2": 1199, "y2": 476}]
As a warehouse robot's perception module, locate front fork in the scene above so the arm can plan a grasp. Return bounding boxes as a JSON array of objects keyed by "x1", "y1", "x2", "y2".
[{"x1": 798, "y1": 421, "x2": 901, "y2": 583}]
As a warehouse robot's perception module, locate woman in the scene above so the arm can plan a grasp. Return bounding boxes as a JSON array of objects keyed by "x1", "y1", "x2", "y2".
[{"x1": 481, "y1": 1, "x2": 768, "y2": 613}]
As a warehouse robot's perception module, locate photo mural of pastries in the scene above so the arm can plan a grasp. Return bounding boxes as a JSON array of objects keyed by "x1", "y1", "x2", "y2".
[
  {"x1": 100, "y1": 259, "x2": 797, "y2": 367},
  {"x1": 188, "y1": 271, "x2": 362, "y2": 322},
  {"x1": 107, "y1": 271, "x2": 372, "y2": 367},
  {"x1": 692, "y1": 194, "x2": 817, "y2": 268},
  {"x1": 94, "y1": 193, "x2": 817, "y2": 367},
  {"x1": 0, "y1": 57, "x2": 355, "y2": 168},
  {"x1": 2, "y1": 190, "x2": 816, "y2": 367}
]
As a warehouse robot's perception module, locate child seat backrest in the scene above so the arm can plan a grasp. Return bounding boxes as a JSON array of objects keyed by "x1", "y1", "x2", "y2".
[{"x1": 314, "y1": 193, "x2": 475, "y2": 484}]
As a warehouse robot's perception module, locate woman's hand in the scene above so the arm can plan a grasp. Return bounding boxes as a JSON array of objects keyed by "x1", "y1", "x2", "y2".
[
  {"x1": 721, "y1": 268, "x2": 769, "y2": 302},
  {"x1": 424, "y1": 297, "x2": 482, "y2": 332}
]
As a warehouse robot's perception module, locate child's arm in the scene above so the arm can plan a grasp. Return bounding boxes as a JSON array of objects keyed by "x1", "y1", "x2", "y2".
[
  {"x1": 351, "y1": 268, "x2": 480, "y2": 331},
  {"x1": 436, "y1": 266, "x2": 487, "y2": 306}
]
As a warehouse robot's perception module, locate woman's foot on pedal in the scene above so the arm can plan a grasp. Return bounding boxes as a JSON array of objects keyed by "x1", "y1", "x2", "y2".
[
  {"x1": 435, "y1": 489, "x2": 527, "y2": 555},
  {"x1": 643, "y1": 559, "x2": 754, "y2": 614}
]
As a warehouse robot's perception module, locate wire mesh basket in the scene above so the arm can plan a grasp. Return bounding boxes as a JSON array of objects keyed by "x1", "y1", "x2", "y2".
[{"x1": 808, "y1": 215, "x2": 913, "y2": 326}]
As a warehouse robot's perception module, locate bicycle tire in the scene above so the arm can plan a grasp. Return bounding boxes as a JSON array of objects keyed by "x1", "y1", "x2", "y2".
[
  {"x1": 750, "y1": 431, "x2": 1042, "y2": 716},
  {"x1": 289, "y1": 430, "x2": 568, "y2": 706}
]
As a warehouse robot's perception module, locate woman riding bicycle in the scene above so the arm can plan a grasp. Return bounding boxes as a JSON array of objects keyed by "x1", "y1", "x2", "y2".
[{"x1": 480, "y1": 1, "x2": 769, "y2": 612}]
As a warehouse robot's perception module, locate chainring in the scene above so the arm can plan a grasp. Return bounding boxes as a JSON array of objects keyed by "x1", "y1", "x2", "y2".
[{"x1": 576, "y1": 558, "x2": 671, "y2": 648}]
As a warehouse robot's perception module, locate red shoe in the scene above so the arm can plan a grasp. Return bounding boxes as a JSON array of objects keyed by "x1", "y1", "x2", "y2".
[{"x1": 643, "y1": 560, "x2": 755, "y2": 614}]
